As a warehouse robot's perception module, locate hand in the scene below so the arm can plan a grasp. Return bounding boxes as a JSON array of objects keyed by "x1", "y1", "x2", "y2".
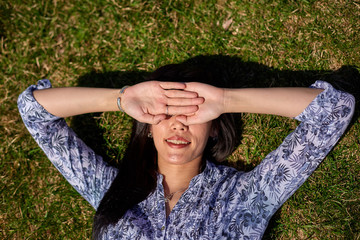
[
  {"x1": 121, "y1": 81, "x2": 204, "y2": 124},
  {"x1": 176, "y1": 82, "x2": 225, "y2": 125}
]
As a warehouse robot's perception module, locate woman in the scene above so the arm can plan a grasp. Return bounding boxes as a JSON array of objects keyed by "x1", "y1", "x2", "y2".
[{"x1": 18, "y1": 65, "x2": 355, "y2": 239}]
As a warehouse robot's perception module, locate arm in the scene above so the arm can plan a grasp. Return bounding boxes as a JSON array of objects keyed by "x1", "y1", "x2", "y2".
[
  {"x1": 189, "y1": 81, "x2": 355, "y2": 237},
  {"x1": 18, "y1": 80, "x2": 203, "y2": 208},
  {"x1": 18, "y1": 80, "x2": 118, "y2": 209},
  {"x1": 176, "y1": 82, "x2": 323, "y2": 124},
  {"x1": 33, "y1": 87, "x2": 120, "y2": 117},
  {"x1": 224, "y1": 87, "x2": 323, "y2": 117},
  {"x1": 240, "y1": 81, "x2": 355, "y2": 235},
  {"x1": 34, "y1": 81, "x2": 204, "y2": 124}
]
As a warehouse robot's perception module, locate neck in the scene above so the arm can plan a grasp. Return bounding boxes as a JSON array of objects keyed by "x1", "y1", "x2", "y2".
[{"x1": 157, "y1": 159, "x2": 202, "y2": 193}]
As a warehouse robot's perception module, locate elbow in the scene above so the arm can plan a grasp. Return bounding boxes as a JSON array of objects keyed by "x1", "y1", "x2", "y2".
[
  {"x1": 330, "y1": 92, "x2": 356, "y2": 128},
  {"x1": 341, "y1": 92, "x2": 356, "y2": 122}
]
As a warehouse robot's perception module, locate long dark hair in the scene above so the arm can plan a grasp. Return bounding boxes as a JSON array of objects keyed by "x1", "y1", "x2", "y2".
[{"x1": 92, "y1": 63, "x2": 237, "y2": 239}]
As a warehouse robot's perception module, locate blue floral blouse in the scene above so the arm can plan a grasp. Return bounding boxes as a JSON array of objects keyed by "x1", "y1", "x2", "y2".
[{"x1": 18, "y1": 80, "x2": 355, "y2": 239}]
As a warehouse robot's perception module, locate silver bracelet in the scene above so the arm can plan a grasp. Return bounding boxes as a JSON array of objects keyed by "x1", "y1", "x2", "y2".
[{"x1": 117, "y1": 86, "x2": 130, "y2": 112}]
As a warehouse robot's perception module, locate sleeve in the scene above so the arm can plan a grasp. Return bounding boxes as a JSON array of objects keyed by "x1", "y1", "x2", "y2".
[
  {"x1": 17, "y1": 79, "x2": 119, "y2": 209},
  {"x1": 233, "y1": 81, "x2": 355, "y2": 234}
]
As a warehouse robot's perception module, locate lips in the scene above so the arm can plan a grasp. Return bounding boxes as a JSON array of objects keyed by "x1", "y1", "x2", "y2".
[
  {"x1": 165, "y1": 136, "x2": 191, "y2": 148},
  {"x1": 166, "y1": 139, "x2": 190, "y2": 144}
]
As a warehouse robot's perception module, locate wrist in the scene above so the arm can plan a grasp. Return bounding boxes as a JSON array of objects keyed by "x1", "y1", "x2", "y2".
[
  {"x1": 223, "y1": 88, "x2": 233, "y2": 113},
  {"x1": 223, "y1": 88, "x2": 247, "y2": 113},
  {"x1": 117, "y1": 85, "x2": 130, "y2": 113}
]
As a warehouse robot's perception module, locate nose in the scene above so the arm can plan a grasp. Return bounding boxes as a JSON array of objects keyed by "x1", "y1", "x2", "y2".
[{"x1": 170, "y1": 116, "x2": 188, "y2": 131}]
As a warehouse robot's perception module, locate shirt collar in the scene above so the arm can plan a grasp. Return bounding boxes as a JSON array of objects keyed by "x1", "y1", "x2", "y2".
[
  {"x1": 156, "y1": 160, "x2": 220, "y2": 201},
  {"x1": 155, "y1": 160, "x2": 218, "y2": 187}
]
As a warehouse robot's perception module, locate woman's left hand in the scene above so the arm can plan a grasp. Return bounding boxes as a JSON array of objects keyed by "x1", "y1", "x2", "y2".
[{"x1": 175, "y1": 82, "x2": 225, "y2": 125}]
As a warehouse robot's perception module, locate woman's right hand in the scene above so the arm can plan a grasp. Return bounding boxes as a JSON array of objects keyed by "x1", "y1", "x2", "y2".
[{"x1": 121, "y1": 81, "x2": 205, "y2": 124}]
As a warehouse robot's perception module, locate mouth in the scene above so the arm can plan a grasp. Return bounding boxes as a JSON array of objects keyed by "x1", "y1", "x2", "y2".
[
  {"x1": 165, "y1": 136, "x2": 191, "y2": 148},
  {"x1": 165, "y1": 139, "x2": 191, "y2": 145}
]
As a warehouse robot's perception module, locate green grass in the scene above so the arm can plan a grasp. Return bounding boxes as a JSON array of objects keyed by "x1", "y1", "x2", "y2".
[{"x1": 1, "y1": 0, "x2": 359, "y2": 239}]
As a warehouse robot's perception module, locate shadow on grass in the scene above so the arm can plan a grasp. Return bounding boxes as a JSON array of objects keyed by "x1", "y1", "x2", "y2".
[{"x1": 71, "y1": 55, "x2": 360, "y2": 237}]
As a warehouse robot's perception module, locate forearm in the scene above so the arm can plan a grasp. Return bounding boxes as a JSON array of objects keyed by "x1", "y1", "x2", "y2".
[
  {"x1": 33, "y1": 87, "x2": 120, "y2": 118},
  {"x1": 224, "y1": 87, "x2": 324, "y2": 118}
]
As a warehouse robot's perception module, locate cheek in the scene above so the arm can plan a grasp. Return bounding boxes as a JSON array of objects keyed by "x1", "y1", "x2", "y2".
[
  {"x1": 199, "y1": 136, "x2": 210, "y2": 152},
  {"x1": 193, "y1": 131, "x2": 211, "y2": 151},
  {"x1": 151, "y1": 133, "x2": 162, "y2": 151},
  {"x1": 194, "y1": 125, "x2": 212, "y2": 141},
  {"x1": 150, "y1": 125, "x2": 163, "y2": 140}
]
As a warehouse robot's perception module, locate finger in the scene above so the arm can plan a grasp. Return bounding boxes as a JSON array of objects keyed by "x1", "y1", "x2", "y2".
[
  {"x1": 167, "y1": 97, "x2": 204, "y2": 106},
  {"x1": 182, "y1": 82, "x2": 199, "y2": 91},
  {"x1": 159, "y1": 82, "x2": 186, "y2": 90},
  {"x1": 176, "y1": 115, "x2": 202, "y2": 125},
  {"x1": 167, "y1": 105, "x2": 198, "y2": 116},
  {"x1": 175, "y1": 115, "x2": 188, "y2": 125},
  {"x1": 164, "y1": 89, "x2": 198, "y2": 98},
  {"x1": 140, "y1": 113, "x2": 166, "y2": 125},
  {"x1": 152, "y1": 114, "x2": 167, "y2": 124}
]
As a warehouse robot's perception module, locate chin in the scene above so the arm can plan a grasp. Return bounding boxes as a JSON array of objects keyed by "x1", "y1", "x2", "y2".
[
  {"x1": 162, "y1": 154, "x2": 201, "y2": 166},
  {"x1": 166, "y1": 156, "x2": 189, "y2": 165}
]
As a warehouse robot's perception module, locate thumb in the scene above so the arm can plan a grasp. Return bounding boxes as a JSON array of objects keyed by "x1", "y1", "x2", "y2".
[
  {"x1": 141, "y1": 114, "x2": 166, "y2": 125},
  {"x1": 176, "y1": 115, "x2": 200, "y2": 125},
  {"x1": 152, "y1": 114, "x2": 166, "y2": 124}
]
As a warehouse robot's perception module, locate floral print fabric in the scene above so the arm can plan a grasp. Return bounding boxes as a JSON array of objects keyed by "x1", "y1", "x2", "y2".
[{"x1": 18, "y1": 80, "x2": 355, "y2": 239}]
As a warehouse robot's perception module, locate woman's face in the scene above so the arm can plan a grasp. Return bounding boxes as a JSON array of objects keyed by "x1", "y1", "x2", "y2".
[{"x1": 151, "y1": 116, "x2": 213, "y2": 167}]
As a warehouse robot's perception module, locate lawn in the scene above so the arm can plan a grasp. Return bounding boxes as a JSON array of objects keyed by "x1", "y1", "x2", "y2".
[{"x1": 1, "y1": 0, "x2": 359, "y2": 239}]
